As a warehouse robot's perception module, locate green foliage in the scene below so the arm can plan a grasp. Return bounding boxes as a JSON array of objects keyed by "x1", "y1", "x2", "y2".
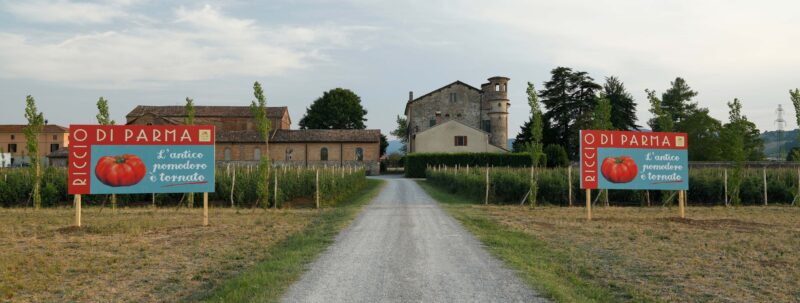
[
  {"x1": 404, "y1": 153, "x2": 532, "y2": 178},
  {"x1": 787, "y1": 147, "x2": 800, "y2": 161},
  {"x1": 95, "y1": 97, "x2": 115, "y2": 125},
  {"x1": 540, "y1": 67, "x2": 602, "y2": 159},
  {"x1": 646, "y1": 89, "x2": 673, "y2": 132},
  {"x1": 602, "y1": 76, "x2": 639, "y2": 130},
  {"x1": 791, "y1": 89, "x2": 800, "y2": 142},
  {"x1": 660, "y1": 77, "x2": 699, "y2": 124},
  {"x1": 24, "y1": 95, "x2": 45, "y2": 209},
  {"x1": 679, "y1": 109, "x2": 723, "y2": 161},
  {"x1": 184, "y1": 97, "x2": 195, "y2": 126},
  {"x1": 0, "y1": 166, "x2": 367, "y2": 208},
  {"x1": 423, "y1": 166, "x2": 799, "y2": 206},
  {"x1": 390, "y1": 115, "x2": 408, "y2": 153},
  {"x1": 592, "y1": 96, "x2": 613, "y2": 130},
  {"x1": 299, "y1": 88, "x2": 367, "y2": 129},
  {"x1": 543, "y1": 144, "x2": 569, "y2": 168},
  {"x1": 379, "y1": 134, "x2": 388, "y2": 157},
  {"x1": 250, "y1": 82, "x2": 272, "y2": 208}
]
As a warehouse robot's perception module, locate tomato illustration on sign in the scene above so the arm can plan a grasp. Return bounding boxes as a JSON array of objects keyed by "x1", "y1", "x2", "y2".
[
  {"x1": 601, "y1": 156, "x2": 638, "y2": 183},
  {"x1": 95, "y1": 154, "x2": 146, "y2": 187}
]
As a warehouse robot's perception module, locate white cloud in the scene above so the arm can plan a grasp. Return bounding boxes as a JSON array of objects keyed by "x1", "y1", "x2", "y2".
[
  {"x1": 4, "y1": 0, "x2": 131, "y2": 24},
  {"x1": 0, "y1": 4, "x2": 373, "y2": 86}
]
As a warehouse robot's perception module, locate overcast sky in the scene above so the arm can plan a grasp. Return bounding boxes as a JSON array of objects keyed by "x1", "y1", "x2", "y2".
[{"x1": 1, "y1": 0, "x2": 798, "y2": 140}]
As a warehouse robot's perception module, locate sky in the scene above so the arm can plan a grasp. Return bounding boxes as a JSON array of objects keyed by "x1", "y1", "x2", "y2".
[{"x1": 1, "y1": 0, "x2": 799, "y2": 140}]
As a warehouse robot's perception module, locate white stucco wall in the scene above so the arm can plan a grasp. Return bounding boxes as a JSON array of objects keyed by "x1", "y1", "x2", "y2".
[{"x1": 413, "y1": 120, "x2": 506, "y2": 153}]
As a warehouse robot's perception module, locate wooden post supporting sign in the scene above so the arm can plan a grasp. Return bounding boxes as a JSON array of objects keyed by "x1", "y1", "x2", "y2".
[
  {"x1": 585, "y1": 189, "x2": 591, "y2": 220},
  {"x1": 679, "y1": 190, "x2": 686, "y2": 219},
  {"x1": 203, "y1": 192, "x2": 208, "y2": 226},
  {"x1": 74, "y1": 194, "x2": 82, "y2": 227}
]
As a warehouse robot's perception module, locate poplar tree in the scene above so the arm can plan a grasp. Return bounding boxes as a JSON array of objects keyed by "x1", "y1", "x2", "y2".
[
  {"x1": 723, "y1": 99, "x2": 746, "y2": 206},
  {"x1": 95, "y1": 97, "x2": 117, "y2": 209},
  {"x1": 185, "y1": 97, "x2": 195, "y2": 208},
  {"x1": 592, "y1": 96, "x2": 613, "y2": 206},
  {"x1": 24, "y1": 96, "x2": 45, "y2": 209},
  {"x1": 250, "y1": 82, "x2": 272, "y2": 209},
  {"x1": 526, "y1": 82, "x2": 544, "y2": 208}
]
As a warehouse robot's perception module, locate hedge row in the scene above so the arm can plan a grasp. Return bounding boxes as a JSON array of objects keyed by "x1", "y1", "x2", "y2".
[
  {"x1": 426, "y1": 166, "x2": 800, "y2": 206},
  {"x1": 0, "y1": 166, "x2": 366, "y2": 208},
  {"x1": 404, "y1": 152, "x2": 533, "y2": 178}
]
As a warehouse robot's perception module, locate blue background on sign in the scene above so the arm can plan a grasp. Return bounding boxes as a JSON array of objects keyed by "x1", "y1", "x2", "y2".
[
  {"x1": 90, "y1": 145, "x2": 215, "y2": 194},
  {"x1": 597, "y1": 148, "x2": 688, "y2": 190}
]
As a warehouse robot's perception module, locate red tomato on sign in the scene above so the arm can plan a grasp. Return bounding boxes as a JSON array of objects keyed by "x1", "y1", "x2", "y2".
[
  {"x1": 601, "y1": 156, "x2": 638, "y2": 183},
  {"x1": 95, "y1": 154, "x2": 147, "y2": 187}
]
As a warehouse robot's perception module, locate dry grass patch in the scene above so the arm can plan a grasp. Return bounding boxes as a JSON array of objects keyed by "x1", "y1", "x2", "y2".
[
  {"x1": 0, "y1": 207, "x2": 317, "y2": 302},
  {"x1": 462, "y1": 205, "x2": 800, "y2": 302}
]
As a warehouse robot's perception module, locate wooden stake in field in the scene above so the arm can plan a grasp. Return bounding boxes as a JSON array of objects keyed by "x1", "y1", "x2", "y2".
[
  {"x1": 484, "y1": 167, "x2": 490, "y2": 205},
  {"x1": 763, "y1": 167, "x2": 768, "y2": 206},
  {"x1": 203, "y1": 192, "x2": 208, "y2": 226},
  {"x1": 315, "y1": 169, "x2": 320, "y2": 209},
  {"x1": 274, "y1": 172, "x2": 279, "y2": 209},
  {"x1": 568, "y1": 165, "x2": 573, "y2": 207},
  {"x1": 74, "y1": 194, "x2": 81, "y2": 227},
  {"x1": 724, "y1": 168, "x2": 729, "y2": 206},
  {"x1": 585, "y1": 189, "x2": 592, "y2": 220},
  {"x1": 230, "y1": 166, "x2": 236, "y2": 208},
  {"x1": 679, "y1": 190, "x2": 686, "y2": 218}
]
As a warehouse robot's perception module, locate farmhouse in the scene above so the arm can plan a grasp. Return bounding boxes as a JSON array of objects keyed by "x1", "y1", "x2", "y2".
[
  {"x1": 0, "y1": 124, "x2": 70, "y2": 167},
  {"x1": 404, "y1": 76, "x2": 510, "y2": 153},
  {"x1": 126, "y1": 105, "x2": 381, "y2": 175}
]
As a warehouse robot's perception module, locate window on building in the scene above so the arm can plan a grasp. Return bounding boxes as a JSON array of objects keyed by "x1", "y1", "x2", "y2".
[
  {"x1": 454, "y1": 136, "x2": 468, "y2": 146},
  {"x1": 52, "y1": 135, "x2": 57, "y2": 140},
  {"x1": 50, "y1": 144, "x2": 59, "y2": 153},
  {"x1": 355, "y1": 147, "x2": 364, "y2": 161},
  {"x1": 8, "y1": 144, "x2": 17, "y2": 153},
  {"x1": 320, "y1": 147, "x2": 328, "y2": 161},
  {"x1": 224, "y1": 147, "x2": 231, "y2": 161},
  {"x1": 456, "y1": 113, "x2": 462, "y2": 118},
  {"x1": 495, "y1": 84, "x2": 500, "y2": 91},
  {"x1": 286, "y1": 148, "x2": 294, "y2": 160},
  {"x1": 254, "y1": 148, "x2": 261, "y2": 161},
  {"x1": 449, "y1": 92, "x2": 457, "y2": 103},
  {"x1": 482, "y1": 120, "x2": 491, "y2": 133},
  {"x1": 445, "y1": 113, "x2": 450, "y2": 118},
  {"x1": 10, "y1": 134, "x2": 15, "y2": 140},
  {"x1": 429, "y1": 118, "x2": 436, "y2": 127}
]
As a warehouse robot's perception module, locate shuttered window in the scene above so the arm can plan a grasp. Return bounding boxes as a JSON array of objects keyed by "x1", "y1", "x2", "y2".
[{"x1": 454, "y1": 136, "x2": 467, "y2": 146}]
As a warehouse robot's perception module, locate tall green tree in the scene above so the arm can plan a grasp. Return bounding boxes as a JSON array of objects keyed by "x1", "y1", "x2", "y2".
[
  {"x1": 601, "y1": 76, "x2": 638, "y2": 130},
  {"x1": 646, "y1": 89, "x2": 673, "y2": 132},
  {"x1": 24, "y1": 95, "x2": 45, "y2": 209},
  {"x1": 791, "y1": 89, "x2": 800, "y2": 147},
  {"x1": 525, "y1": 82, "x2": 544, "y2": 207},
  {"x1": 679, "y1": 109, "x2": 723, "y2": 161},
  {"x1": 379, "y1": 134, "x2": 388, "y2": 157},
  {"x1": 540, "y1": 67, "x2": 602, "y2": 159},
  {"x1": 95, "y1": 97, "x2": 116, "y2": 126},
  {"x1": 185, "y1": 97, "x2": 195, "y2": 208},
  {"x1": 592, "y1": 96, "x2": 613, "y2": 130},
  {"x1": 96, "y1": 97, "x2": 118, "y2": 210},
  {"x1": 390, "y1": 115, "x2": 408, "y2": 153},
  {"x1": 718, "y1": 99, "x2": 762, "y2": 161},
  {"x1": 250, "y1": 82, "x2": 272, "y2": 209},
  {"x1": 650, "y1": 77, "x2": 698, "y2": 128},
  {"x1": 299, "y1": 88, "x2": 367, "y2": 129},
  {"x1": 722, "y1": 99, "x2": 746, "y2": 205}
]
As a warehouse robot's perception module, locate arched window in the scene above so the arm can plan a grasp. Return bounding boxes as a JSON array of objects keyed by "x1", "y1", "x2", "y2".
[
  {"x1": 355, "y1": 147, "x2": 364, "y2": 161},
  {"x1": 224, "y1": 147, "x2": 232, "y2": 161},
  {"x1": 285, "y1": 148, "x2": 293, "y2": 160},
  {"x1": 320, "y1": 147, "x2": 328, "y2": 161},
  {"x1": 253, "y1": 148, "x2": 261, "y2": 161}
]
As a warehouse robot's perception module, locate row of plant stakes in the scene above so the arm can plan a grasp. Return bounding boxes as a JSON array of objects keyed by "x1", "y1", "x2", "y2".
[
  {"x1": 426, "y1": 165, "x2": 800, "y2": 206},
  {"x1": 0, "y1": 165, "x2": 367, "y2": 208}
]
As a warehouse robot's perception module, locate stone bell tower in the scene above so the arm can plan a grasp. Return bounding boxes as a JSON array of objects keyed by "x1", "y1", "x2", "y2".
[{"x1": 481, "y1": 76, "x2": 509, "y2": 149}]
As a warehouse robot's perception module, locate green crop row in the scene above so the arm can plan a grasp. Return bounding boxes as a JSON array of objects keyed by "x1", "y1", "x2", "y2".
[
  {"x1": 426, "y1": 166, "x2": 800, "y2": 206},
  {"x1": 0, "y1": 166, "x2": 366, "y2": 208}
]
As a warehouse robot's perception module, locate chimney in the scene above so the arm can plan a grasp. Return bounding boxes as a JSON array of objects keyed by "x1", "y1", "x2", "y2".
[
  {"x1": 435, "y1": 111, "x2": 442, "y2": 125},
  {"x1": 409, "y1": 91, "x2": 414, "y2": 102}
]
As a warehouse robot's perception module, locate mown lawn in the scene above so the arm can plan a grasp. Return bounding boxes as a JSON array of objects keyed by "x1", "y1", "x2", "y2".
[
  {"x1": 0, "y1": 179, "x2": 384, "y2": 303},
  {"x1": 418, "y1": 180, "x2": 800, "y2": 303}
]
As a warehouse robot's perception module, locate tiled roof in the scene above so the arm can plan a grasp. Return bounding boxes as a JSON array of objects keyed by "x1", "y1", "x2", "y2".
[
  {"x1": 217, "y1": 129, "x2": 381, "y2": 143},
  {"x1": 126, "y1": 106, "x2": 288, "y2": 118},
  {"x1": 0, "y1": 125, "x2": 69, "y2": 133}
]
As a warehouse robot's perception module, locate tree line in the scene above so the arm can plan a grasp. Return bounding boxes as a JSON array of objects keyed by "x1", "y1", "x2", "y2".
[{"x1": 512, "y1": 66, "x2": 786, "y2": 163}]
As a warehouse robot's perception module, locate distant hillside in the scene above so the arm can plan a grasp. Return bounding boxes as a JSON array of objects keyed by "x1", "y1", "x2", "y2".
[{"x1": 761, "y1": 129, "x2": 799, "y2": 159}]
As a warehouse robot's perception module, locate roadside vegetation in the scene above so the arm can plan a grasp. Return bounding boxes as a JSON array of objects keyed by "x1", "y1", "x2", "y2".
[{"x1": 419, "y1": 180, "x2": 800, "y2": 303}]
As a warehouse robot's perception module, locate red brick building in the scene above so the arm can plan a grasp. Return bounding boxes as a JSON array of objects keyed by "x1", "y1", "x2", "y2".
[{"x1": 126, "y1": 105, "x2": 381, "y2": 174}]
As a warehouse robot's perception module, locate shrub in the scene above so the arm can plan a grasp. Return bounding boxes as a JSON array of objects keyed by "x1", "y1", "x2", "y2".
[{"x1": 544, "y1": 144, "x2": 569, "y2": 168}]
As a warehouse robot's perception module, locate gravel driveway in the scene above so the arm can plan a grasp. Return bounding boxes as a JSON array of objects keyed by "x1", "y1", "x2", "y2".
[{"x1": 282, "y1": 175, "x2": 547, "y2": 303}]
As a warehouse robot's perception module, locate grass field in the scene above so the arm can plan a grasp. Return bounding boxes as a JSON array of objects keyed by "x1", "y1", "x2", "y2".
[
  {"x1": 419, "y1": 181, "x2": 800, "y2": 303},
  {"x1": 0, "y1": 179, "x2": 384, "y2": 303}
]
